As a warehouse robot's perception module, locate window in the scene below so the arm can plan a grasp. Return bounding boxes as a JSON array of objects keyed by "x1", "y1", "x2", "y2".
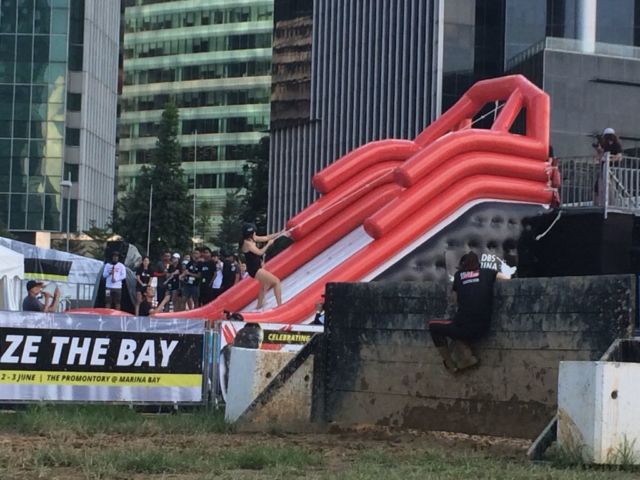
[
  {"x1": 65, "y1": 127, "x2": 80, "y2": 146},
  {"x1": 67, "y1": 92, "x2": 81, "y2": 111}
]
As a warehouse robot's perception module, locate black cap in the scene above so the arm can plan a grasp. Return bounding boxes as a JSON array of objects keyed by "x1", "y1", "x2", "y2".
[
  {"x1": 242, "y1": 223, "x2": 256, "y2": 237},
  {"x1": 26, "y1": 280, "x2": 44, "y2": 292}
]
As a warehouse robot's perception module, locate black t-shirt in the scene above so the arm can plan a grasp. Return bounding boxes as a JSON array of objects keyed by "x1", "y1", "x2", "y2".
[
  {"x1": 221, "y1": 260, "x2": 237, "y2": 291},
  {"x1": 184, "y1": 261, "x2": 200, "y2": 286},
  {"x1": 199, "y1": 260, "x2": 216, "y2": 286},
  {"x1": 603, "y1": 140, "x2": 622, "y2": 155},
  {"x1": 135, "y1": 266, "x2": 151, "y2": 287},
  {"x1": 166, "y1": 265, "x2": 180, "y2": 291},
  {"x1": 139, "y1": 299, "x2": 152, "y2": 316},
  {"x1": 453, "y1": 268, "x2": 498, "y2": 327}
]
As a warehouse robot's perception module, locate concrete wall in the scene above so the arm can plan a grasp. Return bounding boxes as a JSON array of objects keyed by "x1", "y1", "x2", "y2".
[{"x1": 313, "y1": 275, "x2": 636, "y2": 439}]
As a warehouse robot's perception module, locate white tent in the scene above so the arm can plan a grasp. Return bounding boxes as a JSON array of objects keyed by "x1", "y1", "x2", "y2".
[{"x1": 0, "y1": 244, "x2": 24, "y2": 311}]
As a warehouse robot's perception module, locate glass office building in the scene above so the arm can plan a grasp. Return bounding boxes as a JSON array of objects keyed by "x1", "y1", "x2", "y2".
[
  {"x1": 119, "y1": 0, "x2": 273, "y2": 238},
  {"x1": 0, "y1": 0, "x2": 120, "y2": 237}
]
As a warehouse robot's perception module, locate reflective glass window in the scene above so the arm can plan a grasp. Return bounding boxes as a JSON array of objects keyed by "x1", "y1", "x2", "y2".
[
  {"x1": 33, "y1": 35, "x2": 49, "y2": 62},
  {"x1": 0, "y1": 0, "x2": 17, "y2": 33},
  {"x1": 51, "y1": 7, "x2": 67, "y2": 34},
  {"x1": 26, "y1": 193, "x2": 45, "y2": 229},
  {"x1": 0, "y1": 60, "x2": 14, "y2": 82},
  {"x1": 0, "y1": 34, "x2": 17, "y2": 62},
  {"x1": 65, "y1": 127, "x2": 79, "y2": 146},
  {"x1": 34, "y1": 0, "x2": 51, "y2": 34},
  {"x1": 9, "y1": 193, "x2": 26, "y2": 229},
  {"x1": 66, "y1": 92, "x2": 80, "y2": 111},
  {"x1": 597, "y1": 0, "x2": 635, "y2": 46},
  {"x1": 50, "y1": 34, "x2": 66, "y2": 61},
  {"x1": 16, "y1": 0, "x2": 33, "y2": 33},
  {"x1": 44, "y1": 193, "x2": 60, "y2": 230}
]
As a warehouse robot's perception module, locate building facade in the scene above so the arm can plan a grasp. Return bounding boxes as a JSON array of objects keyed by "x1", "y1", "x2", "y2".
[
  {"x1": 119, "y1": 0, "x2": 273, "y2": 239},
  {"x1": 268, "y1": 0, "x2": 439, "y2": 230},
  {"x1": 268, "y1": 0, "x2": 640, "y2": 229},
  {"x1": 0, "y1": 0, "x2": 120, "y2": 238}
]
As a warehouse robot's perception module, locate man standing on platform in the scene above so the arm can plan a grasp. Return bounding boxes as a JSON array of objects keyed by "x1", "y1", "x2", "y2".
[{"x1": 103, "y1": 251, "x2": 127, "y2": 310}]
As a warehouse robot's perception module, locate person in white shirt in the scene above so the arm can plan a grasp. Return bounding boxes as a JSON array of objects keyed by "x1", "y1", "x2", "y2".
[{"x1": 103, "y1": 251, "x2": 127, "y2": 310}]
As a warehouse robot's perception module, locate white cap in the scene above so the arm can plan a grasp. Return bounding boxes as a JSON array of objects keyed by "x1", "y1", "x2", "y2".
[
  {"x1": 172, "y1": 252, "x2": 180, "y2": 259},
  {"x1": 603, "y1": 127, "x2": 615, "y2": 135}
]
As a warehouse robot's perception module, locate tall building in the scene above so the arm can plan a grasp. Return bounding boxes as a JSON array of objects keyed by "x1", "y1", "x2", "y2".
[
  {"x1": 0, "y1": 0, "x2": 120, "y2": 240},
  {"x1": 119, "y1": 0, "x2": 273, "y2": 239},
  {"x1": 269, "y1": 0, "x2": 439, "y2": 230},
  {"x1": 268, "y1": 0, "x2": 640, "y2": 229}
]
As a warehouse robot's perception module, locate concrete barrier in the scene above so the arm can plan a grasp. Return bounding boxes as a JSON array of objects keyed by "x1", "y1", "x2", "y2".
[
  {"x1": 558, "y1": 360, "x2": 640, "y2": 464},
  {"x1": 313, "y1": 275, "x2": 636, "y2": 438},
  {"x1": 558, "y1": 337, "x2": 640, "y2": 464},
  {"x1": 225, "y1": 347, "x2": 295, "y2": 422}
]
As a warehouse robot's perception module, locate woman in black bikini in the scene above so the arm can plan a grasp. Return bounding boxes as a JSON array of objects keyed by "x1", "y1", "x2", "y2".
[{"x1": 240, "y1": 223, "x2": 289, "y2": 309}]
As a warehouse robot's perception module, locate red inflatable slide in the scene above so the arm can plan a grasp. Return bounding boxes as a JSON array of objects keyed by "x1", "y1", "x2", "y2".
[{"x1": 76, "y1": 75, "x2": 558, "y2": 324}]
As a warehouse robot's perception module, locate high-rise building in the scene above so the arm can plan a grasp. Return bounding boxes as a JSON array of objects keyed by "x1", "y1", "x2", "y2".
[
  {"x1": 0, "y1": 0, "x2": 120, "y2": 240},
  {"x1": 119, "y1": 0, "x2": 273, "y2": 239},
  {"x1": 268, "y1": 0, "x2": 640, "y2": 230}
]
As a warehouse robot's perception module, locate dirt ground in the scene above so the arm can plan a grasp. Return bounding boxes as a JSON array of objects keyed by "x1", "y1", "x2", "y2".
[
  {"x1": 0, "y1": 424, "x2": 544, "y2": 480},
  {"x1": 0, "y1": 419, "x2": 636, "y2": 480}
]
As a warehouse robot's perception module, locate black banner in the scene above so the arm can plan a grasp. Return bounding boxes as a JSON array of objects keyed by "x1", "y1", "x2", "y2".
[{"x1": 0, "y1": 328, "x2": 203, "y2": 374}]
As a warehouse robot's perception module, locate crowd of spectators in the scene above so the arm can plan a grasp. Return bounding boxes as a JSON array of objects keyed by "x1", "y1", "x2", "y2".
[{"x1": 134, "y1": 247, "x2": 249, "y2": 315}]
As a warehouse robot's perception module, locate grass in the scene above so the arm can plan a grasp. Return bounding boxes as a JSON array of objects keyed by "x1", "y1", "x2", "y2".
[
  {"x1": 0, "y1": 404, "x2": 234, "y2": 435},
  {"x1": 0, "y1": 406, "x2": 637, "y2": 479}
]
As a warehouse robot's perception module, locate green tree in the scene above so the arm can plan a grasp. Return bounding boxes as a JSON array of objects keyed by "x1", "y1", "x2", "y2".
[
  {"x1": 114, "y1": 101, "x2": 193, "y2": 258},
  {"x1": 213, "y1": 191, "x2": 243, "y2": 253},
  {"x1": 83, "y1": 220, "x2": 112, "y2": 260},
  {"x1": 194, "y1": 200, "x2": 213, "y2": 243},
  {"x1": 241, "y1": 136, "x2": 269, "y2": 230}
]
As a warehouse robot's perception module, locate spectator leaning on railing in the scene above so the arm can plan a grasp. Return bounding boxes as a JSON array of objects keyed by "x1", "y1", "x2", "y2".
[{"x1": 593, "y1": 127, "x2": 623, "y2": 205}]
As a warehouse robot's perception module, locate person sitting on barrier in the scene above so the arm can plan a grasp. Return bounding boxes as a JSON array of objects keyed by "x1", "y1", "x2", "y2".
[
  {"x1": 240, "y1": 223, "x2": 290, "y2": 309},
  {"x1": 138, "y1": 285, "x2": 170, "y2": 316},
  {"x1": 428, "y1": 251, "x2": 510, "y2": 373},
  {"x1": 22, "y1": 281, "x2": 60, "y2": 313},
  {"x1": 593, "y1": 127, "x2": 623, "y2": 205}
]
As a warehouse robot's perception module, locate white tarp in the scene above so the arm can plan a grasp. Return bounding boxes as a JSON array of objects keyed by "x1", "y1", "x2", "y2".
[
  {"x1": 0, "y1": 245, "x2": 24, "y2": 311},
  {"x1": 0, "y1": 237, "x2": 103, "y2": 310}
]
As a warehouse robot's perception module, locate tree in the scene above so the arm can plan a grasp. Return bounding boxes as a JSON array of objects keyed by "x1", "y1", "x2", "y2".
[
  {"x1": 213, "y1": 191, "x2": 243, "y2": 253},
  {"x1": 83, "y1": 220, "x2": 112, "y2": 260},
  {"x1": 241, "y1": 136, "x2": 269, "y2": 230},
  {"x1": 114, "y1": 101, "x2": 193, "y2": 258},
  {"x1": 194, "y1": 200, "x2": 213, "y2": 244}
]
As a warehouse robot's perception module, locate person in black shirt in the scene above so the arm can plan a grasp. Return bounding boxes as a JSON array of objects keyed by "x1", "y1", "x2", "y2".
[
  {"x1": 181, "y1": 249, "x2": 201, "y2": 310},
  {"x1": 428, "y1": 252, "x2": 510, "y2": 373},
  {"x1": 593, "y1": 127, "x2": 623, "y2": 206},
  {"x1": 153, "y1": 251, "x2": 171, "y2": 302},
  {"x1": 220, "y1": 249, "x2": 239, "y2": 294},
  {"x1": 164, "y1": 253, "x2": 182, "y2": 311},
  {"x1": 138, "y1": 286, "x2": 170, "y2": 316},
  {"x1": 134, "y1": 256, "x2": 152, "y2": 316},
  {"x1": 199, "y1": 247, "x2": 216, "y2": 305}
]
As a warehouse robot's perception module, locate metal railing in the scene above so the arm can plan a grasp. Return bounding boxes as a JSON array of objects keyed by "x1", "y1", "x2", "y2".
[{"x1": 559, "y1": 153, "x2": 640, "y2": 216}]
